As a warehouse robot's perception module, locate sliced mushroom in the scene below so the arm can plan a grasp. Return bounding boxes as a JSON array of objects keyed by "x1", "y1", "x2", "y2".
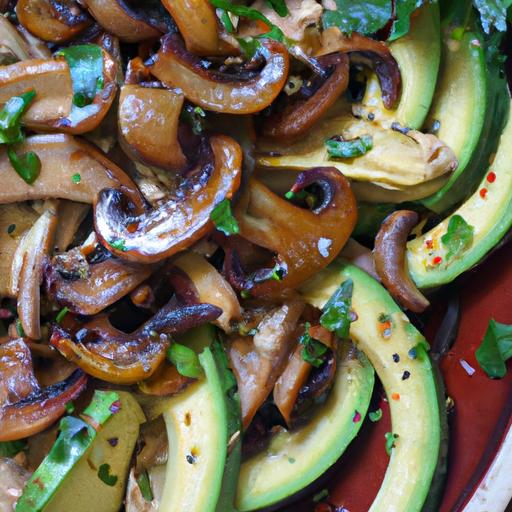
[
  {"x1": 0, "y1": 458, "x2": 31, "y2": 512},
  {"x1": 228, "y1": 300, "x2": 304, "y2": 428},
  {"x1": 53, "y1": 200, "x2": 90, "y2": 252},
  {"x1": 95, "y1": 135, "x2": 242, "y2": 263},
  {"x1": 0, "y1": 134, "x2": 143, "y2": 207},
  {"x1": 16, "y1": 0, "x2": 91, "y2": 43},
  {"x1": 46, "y1": 253, "x2": 153, "y2": 316},
  {"x1": 0, "y1": 58, "x2": 72, "y2": 126},
  {"x1": 15, "y1": 200, "x2": 59, "y2": 340},
  {"x1": 118, "y1": 85, "x2": 187, "y2": 171},
  {"x1": 161, "y1": 0, "x2": 235, "y2": 56},
  {"x1": 262, "y1": 53, "x2": 349, "y2": 141},
  {"x1": 318, "y1": 27, "x2": 401, "y2": 109},
  {"x1": 82, "y1": 0, "x2": 164, "y2": 42},
  {"x1": 374, "y1": 210, "x2": 430, "y2": 313},
  {"x1": 173, "y1": 252, "x2": 242, "y2": 332},
  {"x1": 0, "y1": 203, "x2": 39, "y2": 298},
  {"x1": 341, "y1": 238, "x2": 379, "y2": 280},
  {"x1": 227, "y1": 167, "x2": 357, "y2": 296},
  {"x1": 0, "y1": 16, "x2": 31, "y2": 64},
  {"x1": 50, "y1": 303, "x2": 221, "y2": 384},
  {"x1": 0, "y1": 338, "x2": 87, "y2": 441},
  {"x1": 147, "y1": 34, "x2": 289, "y2": 114},
  {"x1": 16, "y1": 24, "x2": 53, "y2": 59}
]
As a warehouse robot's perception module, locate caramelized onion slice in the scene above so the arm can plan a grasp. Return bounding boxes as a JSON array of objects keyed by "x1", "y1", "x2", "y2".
[
  {"x1": 374, "y1": 210, "x2": 430, "y2": 312},
  {"x1": 263, "y1": 53, "x2": 349, "y2": 141},
  {"x1": 0, "y1": 134, "x2": 143, "y2": 207},
  {"x1": 95, "y1": 135, "x2": 242, "y2": 263},
  {"x1": 82, "y1": 0, "x2": 164, "y2": 42},
  {"x1": 229, "y1": 167, "x2": 357, "y2": 296},
  {"x1": 46, "y1": 256, "x2": 153, "y2": 316},
  {"x1": 228, "y1": 300, "x2": 304, "y2": 429},
  {"x1": 162, "y1": 0, "x2": 235, "y2": 56},
  {"x1": 318, "y1": 28, "x2": 401, "y2": 109},
  {"x1": 50, "y1": 303, "x2": 221, "y2": 384},
  {"x1": 148, "y1": 34, "x2": 289, "y2": 114},
  {"x1": 0, "y1": 58, "x2": 72, "y2": 125},
  {"x1": 0, "y1": 369, "x2": 87, "y2": 442},
  {"x1": 16, "y1": 0, "x2": 91, "y2": 43},
  {"x1": 119, "y1": 85, "x2": 187, "y2": 171}
]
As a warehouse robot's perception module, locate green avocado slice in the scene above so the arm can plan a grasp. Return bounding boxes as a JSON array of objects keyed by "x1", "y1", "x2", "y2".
[
  {"x1": 420, "y1": 6, "x2": 509, "y2": 213},
  {"x1": 236, "y1": 342, "x2": 374, "y2": 511},
  {"x1": 407, "y1": 99, "x2": 512, "y2": 289},
  {"x1": 300, "y1": 261, "x2": 447, "y2": 512},
  {"x1": 352, "y1": 2, "x2": 441, "y2": 130},
  {"x1": 158, "y1": 326, "x2": 241, "y2": 512}
]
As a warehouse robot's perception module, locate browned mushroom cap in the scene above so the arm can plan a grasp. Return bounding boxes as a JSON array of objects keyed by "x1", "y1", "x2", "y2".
[
  {"x1": 16, "y1": 0, "x2": 91, "y2": 43},
  {"x1": 228, "y1": 300, "x2": 305, "y2": 429},
  {"x1": 262, "y1": 53, "x2": 350, "y2": 141},
  {"x1": 0, "y1": 134, "x2": 144, "y2": 207},
  {"x1": 162, "y1": 0, "x2": 236, "y2": 56},
  {"x1": 0, "y1": 338, "x2": 87, "y2": 441},
  {"x1": 46, "y1": 253, "x2": 153, "y2": 316},
  {"x1": 118, "y1": 84, "x2": 187, "y2": 171},
  {"x1": 50, "y1": 302, "x2": 221, "y2": 384},
  {"x1": 81, "y1": 0, "x2": 165, "y2": 42},
  {"x1": 0, "y1": 58, "x2": 73, "y2": 126},
  {"x1": 0, "y1": 203, "x2": 39, "y2": 298},
  {"x1": 95, "y1": 135, "x2": 242, "y2": 263},
  {"x1": 374, "y1": 210, "x2": 430, "y2": 313},
  {"x1": 318, "y1": 28, "x2": 401, "y2": 109},
  {"x1": 48, "y1": 47, "x2": 118, "y2": 134},
  {"x1": 15, "y1": 200, "x2": 59, "y2": 340},
  {"x1": 147, "y1": 34, "x2": 290, "y2": 114}
]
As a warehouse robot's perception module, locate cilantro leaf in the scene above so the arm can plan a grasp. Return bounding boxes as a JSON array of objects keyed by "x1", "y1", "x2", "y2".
[
  {"x1": 320, "y1": 278, "x2": 354, "y2": 339},
  {"x1": 97, "y1": 463, "x2": 118, "y2": 487},
  {"x1": 326, "y1": 135, "x2": 373, "y2": 159},
  {"x1": 7, "y1": 147, "x2": 41, "y2": 185},
  {"x1": 266, "y1": 0, "x2": 289, "y2": 16},
  {"x1": 211, "y1": 199, "x2": 240, "y2": 236},
  {"x1": 56, "y1": 45, "x2": 104, "y2": 107},
  {"x1": 441, "y1": 215, "x2": 474, "y2": 260},
  {"x1": 0, "y1": 90, "x2": 35, "y2": 144},
  {"x1": 167, "y1": 342, "x2": 203, "y2": 378},
  {"x1": 389, "y1": 0, "x2": 425, "y2": 41},
  {"x1": 473, "y1": 0, "x2": 512, "y2": 33},
  {"x1": 323, "y1": 0, "x2": 392, "y2": 36},
  {"x1": 300, "y1": 322, "x2": 328, "y2": 367},
  {"x1": 475, "y1": 319, "x2": 512, "y2": 378},
  {"x1": 369, "y1": 408, "x2": 383, "y2": 422}
]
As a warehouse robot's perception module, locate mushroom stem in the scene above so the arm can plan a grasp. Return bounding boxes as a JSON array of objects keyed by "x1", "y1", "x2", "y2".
[{"x1": 373, "y1": 210, "x2": 430, "y2": 312}]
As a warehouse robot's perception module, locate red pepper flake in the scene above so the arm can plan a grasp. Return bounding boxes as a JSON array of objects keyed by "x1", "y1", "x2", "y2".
[
  {"x1": 432, "y1": 256, "x2": 442, "y2": 266},
  {"x1": 486, "y1": 171, "x2": 496, "y2": 183},
  {"x1": 353, "y1": 410, "x2": 361, "y2": 423},
  {"x1": 425, "y1": 239, "x2": 433, "y2": 249},
  {"x1": 479, "y1": 188, "x2": 488, "y2": 199},
  {"x1": 391, "y1": 393, "x2": 400, "y2": 401},
  {"x1": 0, "y1": 308, "x2": 13, "y2": 319},
  {"x1": 109, "y1": 400, "x2": 122, "y2": 414}
]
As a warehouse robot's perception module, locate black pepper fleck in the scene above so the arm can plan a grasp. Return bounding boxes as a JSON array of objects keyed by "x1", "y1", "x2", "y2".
[
  {"x1": 368, "y1": 112, "x2": 375, "y2": 121},
  {"x1": 186, "y1": 454, "x2": 196, "y2": 465},
  {"x1": 402, "y1": 371, "x2": 411, "y2": 380},
  {"x1": 392, "y1": 353, "x2": 400, "y2": 363},
  {"x1": 107, "y1": 438, "x2": 118, "y2": 447}
]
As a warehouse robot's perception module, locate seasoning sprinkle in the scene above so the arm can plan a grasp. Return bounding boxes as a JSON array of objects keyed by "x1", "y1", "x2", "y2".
[
  {"x1": 353, "y1": 410, "x2": 362, "y2": 423},
  {"x1": 6, "y1": 223, "x2": 15, "y2": 234},
  {"x1": 186, "y1": 454, "x2": 197, "y2": 465},
  {"x1": 432, "y1": 256, "x2": 443, "y2": 266},
  {"x1": 391, "y1": 392, "x2": 400, "y2": 401},
  {"x1": 392, "y1": 353, "x2": 400, "y2": 363},
  {"x1": 487, "y1": 171, "x2": 496, "y2": 183},
  {"x1": 402, "y1": 370, "x2": 411, "y2": 380},
  {"x1": 479, "y1": 188, "x2": 488, "y2": 199}
]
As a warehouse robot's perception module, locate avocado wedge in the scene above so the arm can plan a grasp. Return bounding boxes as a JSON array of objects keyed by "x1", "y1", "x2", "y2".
[
  {"x1": 353, "y1": 2, "x2": 441, "y2": 129},
  {"x1": 408, "y1": 100, "x2": 512, "y2": 289},
  {"x1": 158, "y1": 327, "x2": 241, "y2": 512},
  {"x1": 236, "y1": 342, "x2": 374, "y2": 511},
  {"x1": 17, "y1": 391, "x2": 145, "y2": 512},
  {"x1": 420, "y1": 5, "x2": 509, "y2": 213},
  {"x1": 300, "y1": 261, "x2": 447, "y2": 512}
]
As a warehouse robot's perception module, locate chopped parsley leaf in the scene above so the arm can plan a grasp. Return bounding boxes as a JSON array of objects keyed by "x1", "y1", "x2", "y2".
[
  {"x1": 56, "y1": 307, "x2": 70, "y2": 325},
  {"x1": 326, "y1": 135, "x2": 373, "y2": 159},
  {"x1": 167, "y1": 342, "x2": 203, "y2": 378},
  {"x1": 97, "y1": 463, "x2": 118, "y2": 487},
  {"x1": 320, "y1": 278, "x2": 354, "y2": 339},
  {"x1": 441, "y1": 214, "x2": 474, "y2": 260},
  {"x1": 369, "y1": 408, "x2": 383, "y2": 422},
  {"x1": 475, "y1": 318, "x2": 512, "y2": 378},
  {"x1": 210, "y1": 199, "x2": 240, "y2": 236},
  {"x1": 384, "y1": 432, "x2": 399, "y2": 455},
  {"x1": 300, "y1": 322, "x2": 328, "y2": 367}
]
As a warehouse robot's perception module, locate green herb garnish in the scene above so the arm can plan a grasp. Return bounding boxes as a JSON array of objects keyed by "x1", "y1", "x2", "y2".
[
  {"x1": 0, "y1": 90, "x2": 35, "y2": 144},
  {"x1": 56, "y1": 307, "x2": 69, "y2": 325},
  {"x1": 265, "y1": 0, "x2": 289, "y2": 16},
  {"x1": 97, "y1": 463, "x2": 118, "y2": 487},
  {"x1": 64, "y1": 401, "x2": 75, "y2": 414},
  {"x1": 7, "y1": 223, "x2": 16, "y2": 234},
  {"x1": 300, "y1": 322, "x2": 328, "y2": 367},
  {"x1": 210, "y1": 199, "x2": 240, "y2": 236},
  {"x1": 369, "y1": 408, "x2": 383, "y2": 422},
  {"x1": 320, "y1": 278, "x2": 354, "y2": 339},
  {"x1": 312, "y1": 489, "x2": 330, "y2": 503},
  {"x1": 384, "y1": 432, "x2": 399, "y2": 455},
  {"x1": 441, "y1": 214, "x2": 474, "y2": 260},
  {"x1": 137, "y1": 471, "x2": 154, "y2": 502},
  {"x1": 0, "y1": 440, "x2": 26, "y2": 457},
  {"x1": 326, "y1": 135, "x2": 373, "y2": 159},
  {"x1": 475, "y1": 319, "x2": 512, "y2": 378},
  {"x1": 167, "y1": 342, "x2": 203, "y2": 378},
  {"x1": 109, "y1": 238, "x2": 128, "y2": 252},
  {"x1": 15, "y1": 318, "x2": 25, "y2": 337},
  {"x1": 7, "y1": 147, "x2": 41, "y2": 185},
  {"x1": 72, "y1": 173, "x2": 81, "y2": 184}
]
